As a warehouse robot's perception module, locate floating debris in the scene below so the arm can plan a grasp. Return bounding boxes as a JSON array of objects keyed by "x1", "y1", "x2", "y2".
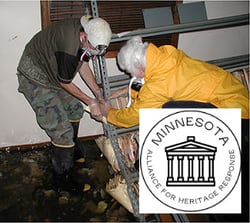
[{"x1": 0, "y1": 140, "x2": 135, "y2": 222}]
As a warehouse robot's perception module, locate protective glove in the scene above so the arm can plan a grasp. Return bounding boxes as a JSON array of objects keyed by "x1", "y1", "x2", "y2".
[
  {"x1": 88, "y1": 99, "x2": 103, "y2": 121},
  {"x1": 100, "y1": 100, "x2": 112, "y2": 117},
  {"x1": 107, "y1": 87, "x2": 128, "y2": 100},
  {"x1": 93, "y1": 88, "x2": 105, "y2": 104}
]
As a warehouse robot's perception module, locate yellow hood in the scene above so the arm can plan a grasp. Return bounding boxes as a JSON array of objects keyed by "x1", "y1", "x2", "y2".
[{"x1": 107, "y1": 43, "x2": 249, "y2": 128}]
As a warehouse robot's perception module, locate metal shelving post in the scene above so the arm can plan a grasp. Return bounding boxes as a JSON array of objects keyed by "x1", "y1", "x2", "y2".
[
  {"x1": 90, "y1": 0, "x2": 142, "y2": 218},
  {"x1": 92, "y1": 54, "x2": 141, "y2": 218}
]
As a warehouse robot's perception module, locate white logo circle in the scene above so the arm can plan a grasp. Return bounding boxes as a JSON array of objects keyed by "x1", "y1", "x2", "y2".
[{"x1": 140, "y1": 110, "x2": 241, "y2": 212}]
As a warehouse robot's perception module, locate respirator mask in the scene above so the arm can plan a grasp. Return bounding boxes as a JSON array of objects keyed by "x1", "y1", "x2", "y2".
[
  {"x1": 126, "y1": 77, "x2": 145, "y2": 108},
  {"x1": 80, "y1": 16, "x2": 112, "y2": 60},
  {"x1": 80, "y1": 36, "x2": 108, "y2": 61}
]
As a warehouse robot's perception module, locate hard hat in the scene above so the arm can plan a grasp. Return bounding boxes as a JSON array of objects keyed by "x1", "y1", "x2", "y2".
[{"x1": 80, "y1": 16, "x2": 112, "y2": 48}]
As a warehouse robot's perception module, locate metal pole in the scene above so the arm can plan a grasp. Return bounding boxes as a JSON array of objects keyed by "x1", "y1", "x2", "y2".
[{"x1": 111, "y1": 14, "x2": 249, "y2": 43}]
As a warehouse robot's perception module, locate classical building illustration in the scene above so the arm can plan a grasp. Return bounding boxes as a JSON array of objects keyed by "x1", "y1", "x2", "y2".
[{"x1": 165, "y1": 136, "x2": 217, "y2": 186}]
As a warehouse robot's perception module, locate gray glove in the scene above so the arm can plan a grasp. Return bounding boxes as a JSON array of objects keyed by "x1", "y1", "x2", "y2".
[
  {"x1": 94, "y1": 88, "x2": 105, "y2": 104},
  {"x1": 100, "y1": 100, "x2": 112, "y2": 117},
  {"x1": 88, "y1": 99, "x2": 103, "y2": 121}
]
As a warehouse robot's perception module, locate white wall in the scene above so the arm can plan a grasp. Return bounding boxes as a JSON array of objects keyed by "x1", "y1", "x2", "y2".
[
  {"x1": 0, "y1": 1, "x2": 48, "y2": 148},
  {"x1": 0, "y1": 1, "x2": 248, "y2": 148},
  {"x1": 178, "y1": 1, "x2": 249, "y2": 60}
]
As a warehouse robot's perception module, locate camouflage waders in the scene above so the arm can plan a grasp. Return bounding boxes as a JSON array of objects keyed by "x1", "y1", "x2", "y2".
[
  {"x1": 16, "y1": 18, "x2": 92, "y2": 192},
  {"x1": 17, "y1": 73, "x2": 90, "y2": 192},
  {"x1": 17, "y1": 73, "x2": 84, "y2": 147}
]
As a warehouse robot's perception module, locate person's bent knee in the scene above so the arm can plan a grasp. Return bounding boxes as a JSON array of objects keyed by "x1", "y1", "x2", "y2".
[{"x1": 48, "y1": 122, "x2": 75, "y2": 147}]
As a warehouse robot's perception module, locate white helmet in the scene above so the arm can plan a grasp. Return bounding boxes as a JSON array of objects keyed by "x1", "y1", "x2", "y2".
[{"x1": 80, "y1": 16, "x2": 112, "y2": 49}]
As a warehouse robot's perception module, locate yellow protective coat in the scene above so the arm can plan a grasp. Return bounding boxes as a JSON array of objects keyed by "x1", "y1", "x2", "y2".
[{"x1": 107, "y1": 43, "x2": 249, "y2": 128}]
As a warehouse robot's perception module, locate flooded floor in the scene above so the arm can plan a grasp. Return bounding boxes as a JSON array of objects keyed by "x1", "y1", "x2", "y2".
[
  {"x1": 1, "y1": 140, "x2": 248, "y2": 222},
  {"x1": 0, "y1": 140, "x2": 136, "y2": 222}
]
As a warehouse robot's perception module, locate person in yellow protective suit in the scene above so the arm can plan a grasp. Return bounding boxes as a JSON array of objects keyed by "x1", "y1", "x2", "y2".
[
  {"x1": 101, "y1": 36, "x2": 249, "y2": 222},
  {"x1": 105, "y1": 36, "x2": 249, "y2": 128}
]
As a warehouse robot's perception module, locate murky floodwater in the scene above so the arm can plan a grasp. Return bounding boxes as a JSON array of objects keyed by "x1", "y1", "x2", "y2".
[{"x1": 0, "y1": 140, "x2": 135, "y2": 222}]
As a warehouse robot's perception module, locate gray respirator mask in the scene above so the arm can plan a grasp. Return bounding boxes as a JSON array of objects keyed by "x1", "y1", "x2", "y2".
[
  {"x1": 81, "y1": 44, "x2": 107, "y2": 59},
  {"x1": 82, "y1": 46, "x2": 107, "y2": 57}
]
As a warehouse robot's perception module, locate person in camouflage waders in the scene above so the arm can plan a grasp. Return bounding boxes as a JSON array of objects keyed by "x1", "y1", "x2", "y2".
[{"x1": 16, "y1": 16, "x2": 112, "y2": 193}]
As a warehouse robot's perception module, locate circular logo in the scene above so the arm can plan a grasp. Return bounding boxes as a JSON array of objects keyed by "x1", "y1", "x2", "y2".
[{"x1": 140, "y1": 110, "x2": 241, "y2": 212}]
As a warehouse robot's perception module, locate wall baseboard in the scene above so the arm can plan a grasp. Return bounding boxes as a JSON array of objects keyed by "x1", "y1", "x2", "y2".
[{"x1": 0, "y1": 135, "x2": 102, "y2": 152}]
